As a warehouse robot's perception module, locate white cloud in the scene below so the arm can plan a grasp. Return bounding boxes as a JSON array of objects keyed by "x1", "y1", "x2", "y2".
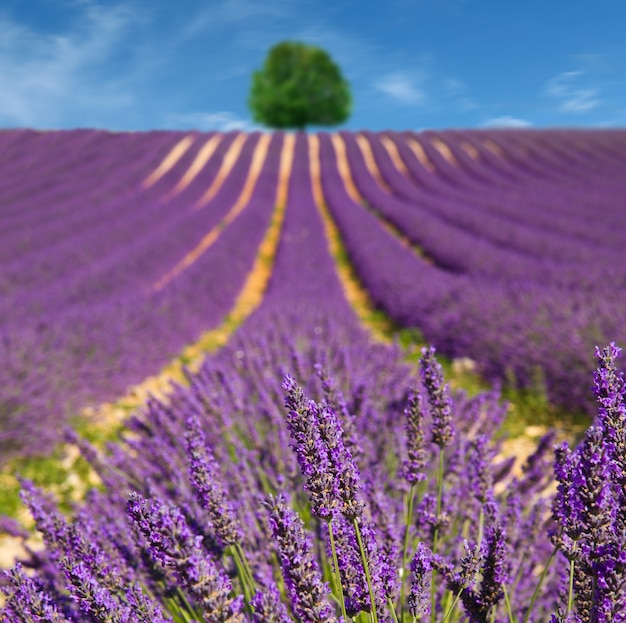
[
  {"x1": 374, "y1": 72, "x2": 426, "y2": 105},
  {"x1": 545, "y1": 70, "x2": 601, "y2": 113},
  {"x1": 481, "y1": 116, "x2": 533, "y2": 128},
  {"x1": 444, "y1": 78, "x2": 478, "y2": 111},
  {"x1": 181, "y1": 0, "x2": 298, "y2": 39},
  {"x1": 0, "y1": 3, "x2": 137, "y2": 127},
  {"x1": 163, "y1": 111, "x2": 265, "y2": 132}
]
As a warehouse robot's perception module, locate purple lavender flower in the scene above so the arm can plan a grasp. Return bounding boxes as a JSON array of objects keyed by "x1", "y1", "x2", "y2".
[
  {"x1": 408, "y1": 543, "x2": 432, "y2": 619},
  {"x1": 476, "y1": 523, "x2": 509, "y2": 613},
  {"x1": 186, "y1": 415, "x2": 243, "y2": 547},
  {"x1": 593, "y1": 343, "x2": 626, "y2": 508},
  {"x1": 249, "y1": 583, "x2": 292, "y2": 623},
  {"x1": 593, "y1": 343, "x2": 626, "y2": 430},
  {"x1": 124, "y1": 582, "x2": 174, "y2": 623},
  {"x1": 283, "y1": 375, "x2": 363, "y2": 521},
  {"x1": 402, "y1": 388, "x2": 427, "y2": 484},
  {"x1": 467, "y1": 435, "x2": 496, "y2": 517},
  {"x1": 282, "y1": 375, "x2": 338, "y2": 520},
  {"x1": 63, "y1": 560, "x2": 131, "y2": 623},
  {"x1": 264, "y1": 494, "x2": 337, "y2": 623},
  {"x1": 441, "y1": 526, "x2": 508, "y2": 623},
  {"x1": 315, "y1": 400, "x2": 363, "y2": 521},
  {"x1": 437, "y1": 540, "x2": 482, "y2": 597},
  {"x1": 419, "y1": 346, "x2": 455, "y2": 448},
  {"x1": 551, "y1": 441, "x2": 585, "y2": 553},
  {"x1": 1, "y1": 563, "x2": 71, "y2": 623},
  {"x1": 127, "y1": 492, "x2": 244, "y2": 623}
]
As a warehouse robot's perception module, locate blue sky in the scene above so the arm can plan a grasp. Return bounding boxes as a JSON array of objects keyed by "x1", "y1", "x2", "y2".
[{"x1": 1, "y1": 0, "x2": 625, "y2": 131}]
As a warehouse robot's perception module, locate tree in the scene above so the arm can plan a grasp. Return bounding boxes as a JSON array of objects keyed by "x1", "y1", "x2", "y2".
[{"x1": 247, "y1": 41, "x2": 352, "y2": 131}]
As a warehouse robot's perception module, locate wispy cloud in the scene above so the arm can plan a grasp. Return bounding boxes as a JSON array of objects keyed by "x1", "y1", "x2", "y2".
[
  {"x1": 0, "y1": 2, "x2": 138, "y2": 127},
  {"x1": 374, "y1": 71, "x2": 426, "y2": 105},
  {"x1": 163, "y1": 111, "x2": 264, "y2": 131},
  {"x1": 444, "y1": 78, "x2": 478, "y2": 111},
  {"x1": 481, "y1": 116, "x2": 532, "y2": 128},
  {"x1": 545, "y1": 70, "x2": 601, "y2": 113},
  {"x1": 181, "y1": 0, "x2": 300, "y2": 40}
]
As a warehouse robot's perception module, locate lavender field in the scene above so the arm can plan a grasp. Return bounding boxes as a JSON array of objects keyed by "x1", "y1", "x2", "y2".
[{"x1": 1, "y1": 128, "x2": 626, "y2": 621}]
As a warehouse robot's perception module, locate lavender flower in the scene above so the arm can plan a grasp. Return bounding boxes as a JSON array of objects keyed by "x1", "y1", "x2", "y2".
[
  {"x1": 283, "y1": 376, "x2": 363, "y2": 521},
  {"x1": 441, "y1": 526, "x2": 509, "y2": 623},
  {"x1": 476, "y1": 523, "x2": 509, "y2": 614},
  {"x1": 125, "y1": 582, "x2": 175, "y2": 623},
  {"x1": 419, "y1": 347, "x2": 455, "y2": 448},
  {"x1": 64, "y1": 560, "x2": 131, "y2": 623},
  {"x1": 402, "y1": 388, "x2": 427, "y2": 484},
  {"x1": 467, "y1": 434, "x2": 496, "y2": 518},
  {"x1": 264, "y1": 494, "x2": 337, "y2": 623},
  {"x1": 186, "y1": 415, "x2": 244, "y2": 547},
  {"x1": 439, "y1": 540, "x2": 482, "y2": 596},
  {"x1": 593, "y1": 343, "x2": 626, "y2": 506},
  {"x1": 316, "y1": 400, "x2": 363, "y2": 521},
  {"x1": 282, "y1": 375, "x2": 338, "y2": 520},
  {"x1": 127, "y1": 492, "x2": 244, "y2": 623},
  {"x1": 408, "y1": 543, "x2": 432, "y2": 619},
  {"x1": 249, "y1": 583, "x2": 292, "y2": 623},
  {"x1": 1, "y1": 563, "x2": 71, "y2": 623}
]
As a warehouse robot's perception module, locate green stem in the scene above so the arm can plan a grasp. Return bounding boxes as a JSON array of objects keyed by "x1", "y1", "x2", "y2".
[
  {"x1": 477, "y1": 508, "x2": 484, "y2": 550},
  {"x1": 431, "y1": 448, "x2": 445, "y2": 623},
  {"x1": 441, "y1": 588, "x2": 463, "y2": 623},
  {"x1": 401, "y1": 482, "x2": 417, "y2": 620},
  {"x1": 353, "y1": 517, "x2": 379, "y2": 623},
  {"x1": 329, "y1": 520, "x2": 350, "y2": 622},
  {"x1": 567, "y1": 543, "x2": 577, "y2": 615},
  {"x1": 387, "y1": 597, "x2": 400, "y2": 623},
  {"x1": 175, "y1": 586, "x2": 198, "y2": 623},
  {"x1": 502, "y1": 583, "x2": 516, "y2": 623},
  {"x1": 522, "y1": 544, "x2": 558, "y2": 623},
  {"x1": 231, "y1": 544, "x2": 255, "y2": 605}
]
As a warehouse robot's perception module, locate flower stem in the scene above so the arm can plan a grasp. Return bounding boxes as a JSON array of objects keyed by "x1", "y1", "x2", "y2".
[
  {"x1": 567, "y1": 543, "x2": 576, "y2": 615},
  {"x1": 387, "y1": 597, "x2": 400, "y2": 623},
  {"x1": 522, "y1": 544, "x2": 557, "y2": 623},
  {"x1": 329, "y1": 519, "x2": 350, "y2": 622},
  {"x1": 353, "y1": 517, "x2": 379, "y2": 623},
  {"x1": 441, "y1": 587, "x2": 463, "y2": 623},
  {"x1": 502, "y1": 583, "x2": 517, "y2": 623},
  {"x1": 231, "y1": 544, "x2": 255, "y2": 605},
  {"x1": 431, "y1": 448, "x2": 445, "y2": 623},
  {"x1": 400, "y1": 482, "x2": 417, "y2": 619}
]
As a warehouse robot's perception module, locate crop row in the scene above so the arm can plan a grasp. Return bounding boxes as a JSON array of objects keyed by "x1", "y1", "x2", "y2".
[{"x1": 1, "y1": 129, "x2": 625, "y2": 460}]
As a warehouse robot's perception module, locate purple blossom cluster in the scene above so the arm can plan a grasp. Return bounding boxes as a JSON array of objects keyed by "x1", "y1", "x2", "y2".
[
  {"x1": 0, "y1": 129, "x2": 284, "y2": 461},
  {"x1": 3, "y1": 336, "x2": 624, "y2": 622},
  {"x1": 1, "y1": 130, "x2": 626, "y2": 622},
  {"x1": 2, "y1": 129, "x2": 625, "y2": 462},
  {"x1": 318, "y1": 129, "x2": 626, "y2": 414}
]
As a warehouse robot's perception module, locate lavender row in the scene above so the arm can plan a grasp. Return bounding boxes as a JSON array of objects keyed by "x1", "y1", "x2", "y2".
[
  {"x1": 340, "y1": 132, "x2": 625, "y2": 291},
  {"x1": 0, "y1": 131, "x2": 195, "y2": 272},
  {"x1": 0, "y1": 131, "x2": 170, "y2": 232},
  {"x1": 0, "y1": 132, "x2": 284, "y2": 461},
  {"x1": 318, "y1": 131, "x2": 625, "y2": 413},
  {"x1": 3, "y1": 313, "x2": 625, "y2": 621},
  {"x1": 0, "y1": 132, "x2": 262, "y2": 324},
  {"x1": 385, "y1": 131, "x2": 626, "y2": 252},
  {"x1": 401, "y1": 130, "x2": 626, "y2": 235},
  {"x1": 362, "y1": 131, "x2": 625, "y2": 265}
]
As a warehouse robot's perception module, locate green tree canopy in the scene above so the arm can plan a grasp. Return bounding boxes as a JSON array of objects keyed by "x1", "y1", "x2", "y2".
[{"x1": 247, "y1": 41, "x2": 353, "y2": 131}]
